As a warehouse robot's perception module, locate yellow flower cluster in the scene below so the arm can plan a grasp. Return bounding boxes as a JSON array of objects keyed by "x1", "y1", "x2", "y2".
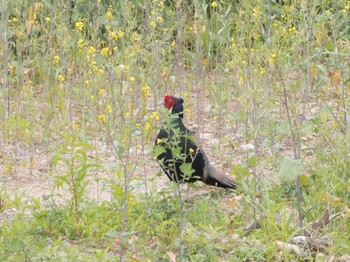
[
  {"x1": 97, "y1": 114, "x2": 107, "y2": 124},
  {"x1": 9, "y1": 17, "x2": 19, "y2": 23},
  {"x1": 142, "y1": 85, "x2": 151, "y2": 97},
  {"x1": 105, "y1": 11, "x2": 113, "y2": 19},
  {"x1": 53, "y1": 55, "x2": 60, "y2": 66},
  {"x1": 252, "y1": 7, "x2": 261, "y2": 17},
  {"x1": 98, "y1": 88, "x2": 105, "y2": 96},
  {"x1": 268, "y1": 53, "x2": 277, "y2": 63},
  {"x1": 75, "y1": 20, "x2": 84, "y2": 32},
  {"x1": 57, "y1": 74, "x2": 65, "y2": 82},
  {"x1": 150, "y1": 111, "x2": 160, "y2": 121},
  {"x1": 101, "y1": 47, "x2": 111, "y2": 57},
  {"x1": 287, "y1": 26, "x2": 297, "y2": 33}
]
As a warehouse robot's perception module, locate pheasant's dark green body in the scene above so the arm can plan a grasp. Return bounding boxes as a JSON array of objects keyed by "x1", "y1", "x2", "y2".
[{"x1": 154, "y1": 95, "x2": 236, "y2": 189}]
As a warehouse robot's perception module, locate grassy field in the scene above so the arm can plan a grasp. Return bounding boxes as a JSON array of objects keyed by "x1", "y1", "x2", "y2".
[{"x1": 1, "y1": 0, "x2": 350, "y2": 261}]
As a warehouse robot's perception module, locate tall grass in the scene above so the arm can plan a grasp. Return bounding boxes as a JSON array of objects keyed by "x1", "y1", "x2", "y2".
[{"x1": 1, "y1": 0, "x2": 350, "y2": 260}]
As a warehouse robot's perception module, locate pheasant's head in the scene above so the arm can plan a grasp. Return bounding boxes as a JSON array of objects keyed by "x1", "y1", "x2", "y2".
[{"x1": 164, "y1": 95, "x2": 184, "y2": 117}]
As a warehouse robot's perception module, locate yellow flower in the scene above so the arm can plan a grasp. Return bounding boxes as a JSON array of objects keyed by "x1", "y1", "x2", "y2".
[
  {"x1": 145, "y1": 122, "x2": 151, "y2": 132},
  {"x1": 150, "y1": 21, "x2": 156, "y2": 28},
  {"x1": 98, "y1": 68, "x2": 104, "y2": 75},
  {"x1": 109, "y1": 31, "x2": 118, "y2": 40},
  {"x1": 142, "y1": 85, "x2": 151, "y2": 97},
  {"x1": 129, "y1": 76, "x2": 135, "y2": 82},
  {"x1": 53, "y1": 55, "x2": 60, "y2": 66},
  {"x1": 10, "y1": 17, "x2": 19, "y2": 23},
  {"x1": 106, "y1": 104, "x2": 112, "y2": 113},
  {"x1": 117, "y1": 30, "x2": 124, "y2": 38},
  {"x1": 57, "y1": 74, "x2": 65, "y2": 82},
  {"x1": 171, "y1": 40, "x2": 176, "y2": 47},
  {"x1": 77, "y1": 38, "x2": 84, "y2": 47},
  {"x1": 75, "y1": 20, "x2": 84, "y2": 32},
  {"x1": 131, "y1": 32, "x2": 138, "y2": 41},
  {"x1": 151, "y1": 111, "x2": 160, "y2": 121},
  {"x1": 98, "y1": 88, "x2": 105, "y2": 96},
  {"x1": 97, "y1": 114, "x2": 107, "y2": 123},
  {"x1": 88, "y1": 46, "x2": 96, "y2": 55},
  {"x1": 156, "y1": 138, "x2": 162, "y2": 144},
  {"x1": 288, "y1": 26, "x2": 297, "y2": 33},
  {"x1": 252, "y1": 7, "x2": 261, "y2": 17},
  {"x1": 105, "y1": 11, "x2": 113, "y2": 19},
  {"x1": 211, "y1": 1, "x2": 218, "y2": 8},
  {"x1": 157, "y1": 16, "x2": 164, "y2": 23},
  {"x1": 101, "y1": 47, "x2": 110, "y2": 57},
  {"x1": 189, "y1": 148, "x2": 195, "y2": 154},
  {"x1": 45, "y1": 17, "x2": 51, "y2": 23}
]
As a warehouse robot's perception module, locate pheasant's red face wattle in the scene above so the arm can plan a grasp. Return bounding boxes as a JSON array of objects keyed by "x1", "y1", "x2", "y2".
[{"x1": 164, "y1": 95, "x2": 176, "y2": 110}]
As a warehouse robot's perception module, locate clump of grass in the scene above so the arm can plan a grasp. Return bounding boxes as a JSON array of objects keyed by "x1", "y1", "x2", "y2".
[{"x1": 1, "y1": 0, "x2": 350, "y2": 260}]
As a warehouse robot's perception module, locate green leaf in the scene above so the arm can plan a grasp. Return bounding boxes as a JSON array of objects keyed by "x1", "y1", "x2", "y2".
[
  {"x1": 113, "y1": 140, "x2": 125, "y2": 155},
  {"x1": 300, "y1": 174, "x2": 311, "y2": 187},
  {"x1": 153, "y1": 144, "x2": 166, "y2": 158},
  {"x1": 180, "y1": 163, "x2": 193, "y2": 176},
  {"x1": 277, "y1": 158, "x2": 303, "y2": 183}
]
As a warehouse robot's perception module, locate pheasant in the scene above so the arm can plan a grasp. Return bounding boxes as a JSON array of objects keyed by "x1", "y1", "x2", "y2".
[{"x1": 154, "y1": 95, "x2": 236, "y2": 189}]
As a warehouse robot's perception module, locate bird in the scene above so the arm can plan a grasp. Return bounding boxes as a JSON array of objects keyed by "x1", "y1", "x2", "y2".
[{"x1": 154, "y1": 95, "x2": 236, "y2": 189}]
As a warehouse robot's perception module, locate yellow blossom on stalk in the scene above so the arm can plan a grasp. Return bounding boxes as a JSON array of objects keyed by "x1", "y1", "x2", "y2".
[
  {"x1": 53, "y1": 55, "x2": 60, "y2": 66},
  {"x1": 77, "y1": 38, "x2": 84, "y2": 47},
  {"x1": 105, "y1": 11, "x2": 113, "y2": 19},
  {"x1": 158, "y1": 1, "x2": 164, "y2": 8},
  {"x1": 189, "y1": 148, "x2": 195, "y2": 154},
  {"x1": 145, "y1": 122, "x2": 151, "y2": 132},
  {"x1": 101, "y1": 47, "x2": 110, "y2": 57},
  {"x1": 97, "y1": 114, "x2": 107, "y2": 123},
  {"x1": 45, "y1": 17, "x2": 51, "y2": 23},
  {"x1": 98, "y1": 68, "x2": 104, "y2": 75},
  {"x1": 98, "y1": 88, "x2": 105, "y2": 96},
  {"x1": 259, "y1": 66, "x2": 266, "y2": 75},
  {"x1": 157, "y1": 16, "x2": 164, "y2": 23},
  {"x1": 150, "y1": 21, "x2": 156, "y2": 28},
  {"x1": 268, "y1": 53, "x2": 277, "y2": 63},
  {"x1": 117, "y1": 30, "x2": 124, "y2": 38},
  {"x1": 171, "y1": 40, "x2": 176, "y2": 47},
  {"x1": 129, "y1": 76, "x2": 135, "y2": 82},
  {"x1": 109, "y1": 31, "x2": 118, "y2": 40},
  {"x1": 142, "y1": 85, "x2": 151, "y2": 97},
  {"x1": 106, "y1": 104, "x2": 112, "y2": 113},
  {"x1": 9, "y1": 17, "x2": 19, "y2": 23},
  {"x1": 253, "y1": 7, "x2": 261, "y2": 17},
  {"x1": 88, "y1": 46, "x2": 96, "y2": 55},
  {"x1": 131, "y1": 32, "x2": 138, "y2": 41},
  {"x1": 288, "y1": 26, "x2": 297, "y2": 33},
  {"x1": 85, "y1": 80, "x2": 90, "y2": 86},
  {"x1": 57, "y1": 74, "x2": 65, "y2": 82},
  {"x1": 75, "y1": 20, "x2": 84, "y2": 32},
  {"x1": 151, "y1": 111, "x2": 160, "y2": 121},
  {"x1": 156, "y1": 138, "x2": 162, "y2": 144},
  {"x1": 211, "y1": 1, "x2": 218, "y2": 8},
  {"x1": 67, "y1": 68, "x2": 73, "y2": 74}
]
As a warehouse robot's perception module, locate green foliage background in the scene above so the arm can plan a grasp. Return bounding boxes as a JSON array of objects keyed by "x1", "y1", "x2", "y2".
[{"x1": 1, "y1": 0, "x2": 350, "y2": 260}]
